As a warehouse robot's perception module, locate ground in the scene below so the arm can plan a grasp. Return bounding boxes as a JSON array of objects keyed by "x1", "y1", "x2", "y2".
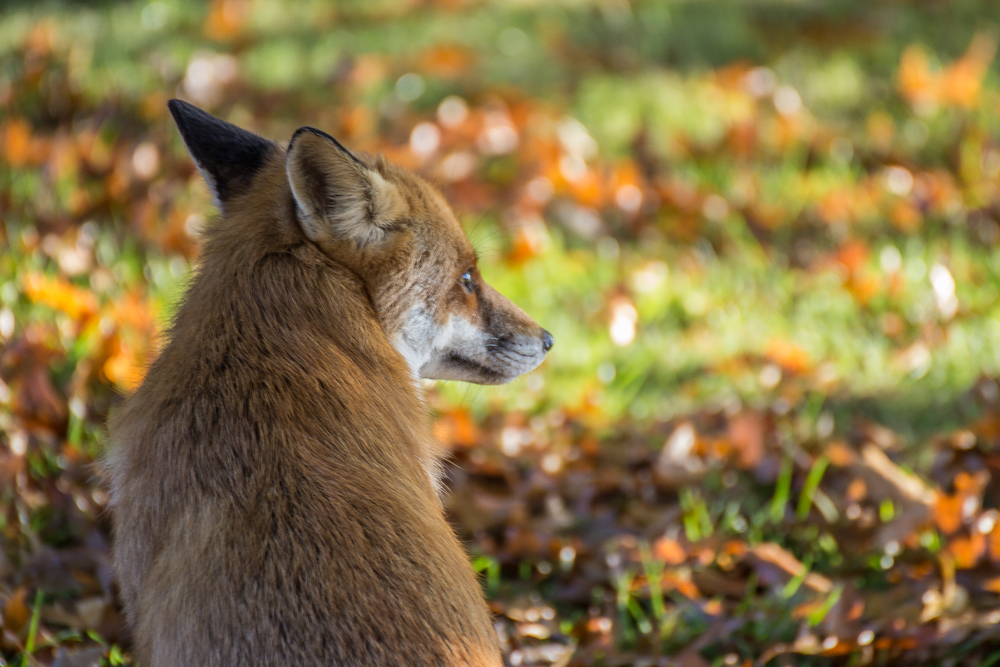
[{"x1": 3, "y1": 0, "x2": 1000, "y2": 665}]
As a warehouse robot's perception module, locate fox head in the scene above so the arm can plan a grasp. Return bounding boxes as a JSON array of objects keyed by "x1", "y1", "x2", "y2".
[{"x1": 169, "y1": 100, "x2": 552, "y2": 385}]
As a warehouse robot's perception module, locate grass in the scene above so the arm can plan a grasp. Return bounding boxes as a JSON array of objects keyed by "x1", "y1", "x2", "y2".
[{"x1": 4, "y1": 0, "x2": 1000, "y2": 665}]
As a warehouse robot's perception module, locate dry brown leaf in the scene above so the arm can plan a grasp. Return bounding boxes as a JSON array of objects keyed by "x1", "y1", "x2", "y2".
[
  {"x1": 728, "y1": 411, "x2": 765, "y2": 468},
  {"x1": 750, "y1": 543, "x2": 833, "y2": 593},
  {"x1": 2, "y1": 588, "x2": 30, "y2": 633},
  {"x1": 861, "y1": 444, "x2": 935, "y2": 505},
  {"x1": 826, "y1": 441, "x2": 856, "y2": 466}
]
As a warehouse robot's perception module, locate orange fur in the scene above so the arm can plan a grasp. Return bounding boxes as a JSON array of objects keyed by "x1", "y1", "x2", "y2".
[{"x1": 108, "y1": 104, "x2": 551, "y2": 666}]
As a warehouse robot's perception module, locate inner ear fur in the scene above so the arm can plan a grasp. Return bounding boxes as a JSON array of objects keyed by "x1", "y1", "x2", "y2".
[{"x1": 286, "y1": 127, "x2": 407, "y2": 246}]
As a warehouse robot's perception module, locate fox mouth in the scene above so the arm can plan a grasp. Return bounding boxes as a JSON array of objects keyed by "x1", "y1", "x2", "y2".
[
  {"x1": 442, "y1": 336, "x2": 547, "y2": 385},
  {"x1": 397, "y1": 310, "x2": 551, "y2": 385},
  {"x1": 443, "y1": 352, "x2": 511, "y2": 385}
]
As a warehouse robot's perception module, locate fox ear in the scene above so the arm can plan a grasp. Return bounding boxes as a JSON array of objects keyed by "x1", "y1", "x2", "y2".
[
  {"x1": 168, "y1": 99, "x2": 274, "y2": 210},
  {"x1": 285, "y1": 127, "x2": 407, "y2": 246}
]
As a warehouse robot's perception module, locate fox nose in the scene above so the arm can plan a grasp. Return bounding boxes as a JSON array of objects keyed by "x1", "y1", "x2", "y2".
[{"x1": 541, "y1": 330, "x2": 554, "y2": 353}]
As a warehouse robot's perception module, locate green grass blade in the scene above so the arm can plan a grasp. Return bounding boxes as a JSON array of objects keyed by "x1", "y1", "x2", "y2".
[
  {"x1": 638, "y1": 541, "x2": 667, "y2": 621},
  {"x1": 796, "y1": 455, "x2": 829, "y2": 520},
  {"x1": 771, "y1": 456, "x2": 793, "y2": 523},
  {"x1": 25, "y1": 589, "x2": 43, "y2": 654},
  {"x1": 808, "y1": 584, "x2": 843, "y2": 626}
]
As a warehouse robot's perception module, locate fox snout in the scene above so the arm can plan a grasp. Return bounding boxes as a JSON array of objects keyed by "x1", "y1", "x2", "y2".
[
  {"x1": 401, "y1": 296, "x2": 553, "y2": 386},
  {"x1": 487, "y1": 327, "x2": 554, "y2": 375},
  {"x1": 472, "y1": 318, "x2": 553, "y2": 386},
  {"x1": 421, "y1": 324, "x2": 552, "y2": 385}
]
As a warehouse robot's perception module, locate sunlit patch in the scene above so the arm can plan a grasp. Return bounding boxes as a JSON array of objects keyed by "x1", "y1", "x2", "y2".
[
  {"x1": 884, "y1": 166, "x2": 914, "y2": 196},
  {"x1": 439, "y1": 151, "x2": 476, "y2": 181},
  {"x1": 701, "y1": 194, "x2": 728, "y2": 222},
  {"x1": 409, "y1": 122, "x2": 440, "y2": 159},
  {"x1": 608, "y1": 299, "x2": 637, "y2": 346},
  {"x1": 395, "y1": 73, "x2": 425, "y2": 101},
  {"x1": 557, "y1": 118, "x2": 597, "y2": 159},
  {"x1": 437, "y1": 95, "x2": 469, "y2": 127},
  {"x1": 929, "y1": 263, "x2": 957, "y2": 319},
  {"x1": 132, "y1": 142, "x2": 160, "y2": 180},
  {"x1": 525, "y1": 176, "x2": 553, "y2": 204},
  {"x1": 558, "y1": 154, "x2": 587, "y2": 183},
  {"x1": 182, "y1": 52, "x2": 238, "y2": 107},
  {"x1": 0, "y1": 307, "x2": 15, "y2": 339},
  {"x1": 773, "y1": 84, "x2": 802, "y2": 116},
  {"x1": 477, "y1": 111, "x2": 518, "y2": 155},
  {"x1": 614, "y1": 183, "x2": 642, "y2": 214},
  {"x1": 631, "y1": 260, "x2": 668, "y2": 294}
]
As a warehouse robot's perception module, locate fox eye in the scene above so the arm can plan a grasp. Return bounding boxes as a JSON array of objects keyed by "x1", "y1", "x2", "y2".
[{"x1": 460, "y1": 270, "x2": 475, "y2": 293}]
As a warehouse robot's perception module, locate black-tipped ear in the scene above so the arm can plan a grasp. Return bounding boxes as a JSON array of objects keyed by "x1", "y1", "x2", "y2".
[{"x1": 168, "y1": 99, "x2": 274, "y2": 209}]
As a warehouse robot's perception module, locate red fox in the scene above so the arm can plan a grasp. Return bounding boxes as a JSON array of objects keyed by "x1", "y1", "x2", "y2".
[{"x1": 108, "y1": 100, "x2": 552, "y2": 666}]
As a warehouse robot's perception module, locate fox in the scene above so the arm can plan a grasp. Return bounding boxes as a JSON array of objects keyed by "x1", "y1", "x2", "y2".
[{"x1": 107, "y1": 99, "x2": 553, "y2": 666}]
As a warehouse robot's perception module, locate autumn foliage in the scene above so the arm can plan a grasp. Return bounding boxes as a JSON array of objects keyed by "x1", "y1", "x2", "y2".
[{"x1": 4, "y1": 1, "x2": 1000, "y2": 666}]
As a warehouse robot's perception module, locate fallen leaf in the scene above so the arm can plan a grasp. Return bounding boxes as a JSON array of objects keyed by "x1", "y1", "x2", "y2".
[
  {"x1": 2, "y1": 588, "x2": 29, "y2": 634},
  {"x1": 653, "y1": 536, "x2": 688, "y2": 565},
  {"x1": 750, "y1": 543, "x2": 833, "y2": 593},
  {"x1": 728, "y1": 411, "x2": 766, "y2": 468}
]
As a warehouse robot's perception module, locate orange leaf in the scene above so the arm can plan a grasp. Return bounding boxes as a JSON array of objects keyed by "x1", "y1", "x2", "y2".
[
  {"x1": 22, "y1": 272, "x2": 98, "y2": 322},
  {"x1": 948, "y1": 532, "x2": 985, "y2": 569},
  {"x1": 3, "y1": 118, "x2": 35, "y2": 167},
  {"x1": 722, "y1": 540, "x2": 748, "y2": 558},
  {"x1": 846, "y1": 478, "x2": 867, "y2": 502},
  {"x1": 204, "y1": 0, "x2": 247, "y2": 41},
  {"x1": 816, "y1": 188, "x2": 854, "y2": 225},
  {"x1": 419, "y1": 45, "x2": 474, "y2": 78},
  {"x1": 990, "y1": 525, "x2": 1000, "y2": 561},
  {"x1": 889, "y1": 200, "x2": 921, "y2": 232},
  {"x1": 933, "y1": 494, "x2": 964, "y2": 535},
  {"x1": 662, "y1": 571, "x2": 700, "y2": 600},
  {"x1": 107, "y1": 290, "x2": 156, "y2": 331},
  {"x1": 954, "y1": 471, "x2": 986, "y2": 494},
  {"x1": 103, "y1": 341, "x2": 146, "y2": 392},
  {"x1": 653, "y1": 537, "x2": 687, "y2": 565},
  {"x1": 898, "y1": 45, "x2": 940, "y2": 108},
  {"x1": 433, "y1": 408, "x2": 479, "y2": 448},
  {"x1": 506, "y1": 222, "x2": 549, "y2": 265},
  {"x1": 834, "y1": 240, "x2": 869, "y2": 275},
  {"x1": 826, "y1": 442, "x2": 857, "y2": 467},
  {"x1": 898, "y1": 33, "x2": 997, "y2": 110},
  {"x1": 942, "y1": 32, "x2": 997, "y2": 108},
  {"x1": 847, "y1": 273, "x2": 881, "y2": 305},
  {"x1": 765, "y1": 339, "x2": 812, "y2": 375}
]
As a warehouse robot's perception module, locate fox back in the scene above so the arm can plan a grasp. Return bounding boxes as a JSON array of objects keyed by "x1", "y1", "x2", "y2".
[{"x1": 108, "y1": 101, "x2": 552, "y2": 666}]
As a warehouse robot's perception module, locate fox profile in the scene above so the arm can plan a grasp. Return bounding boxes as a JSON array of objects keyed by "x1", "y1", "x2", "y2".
[{"x1": 107, "y1": 100, "x2": 552, "y2": 666}]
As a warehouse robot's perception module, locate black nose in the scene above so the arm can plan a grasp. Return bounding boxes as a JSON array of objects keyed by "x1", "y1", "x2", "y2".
[{"x1": 541, "y1": 330, "x2": 554, "y2": 353}]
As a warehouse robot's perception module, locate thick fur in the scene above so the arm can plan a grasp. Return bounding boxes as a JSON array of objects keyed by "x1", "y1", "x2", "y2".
[{"x1": 108, "y1": 102, "x2": 551, "y2": 666}]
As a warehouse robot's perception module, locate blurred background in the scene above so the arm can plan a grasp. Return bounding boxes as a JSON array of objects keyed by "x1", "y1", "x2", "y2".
[{"x1": 4, "y1": 0, "x2": 1000, "y2": 664}]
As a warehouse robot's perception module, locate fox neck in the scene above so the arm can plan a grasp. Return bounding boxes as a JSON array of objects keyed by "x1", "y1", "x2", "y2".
[{"x1": 177, "y1": 207, "x2": 442, "y2": 492}]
